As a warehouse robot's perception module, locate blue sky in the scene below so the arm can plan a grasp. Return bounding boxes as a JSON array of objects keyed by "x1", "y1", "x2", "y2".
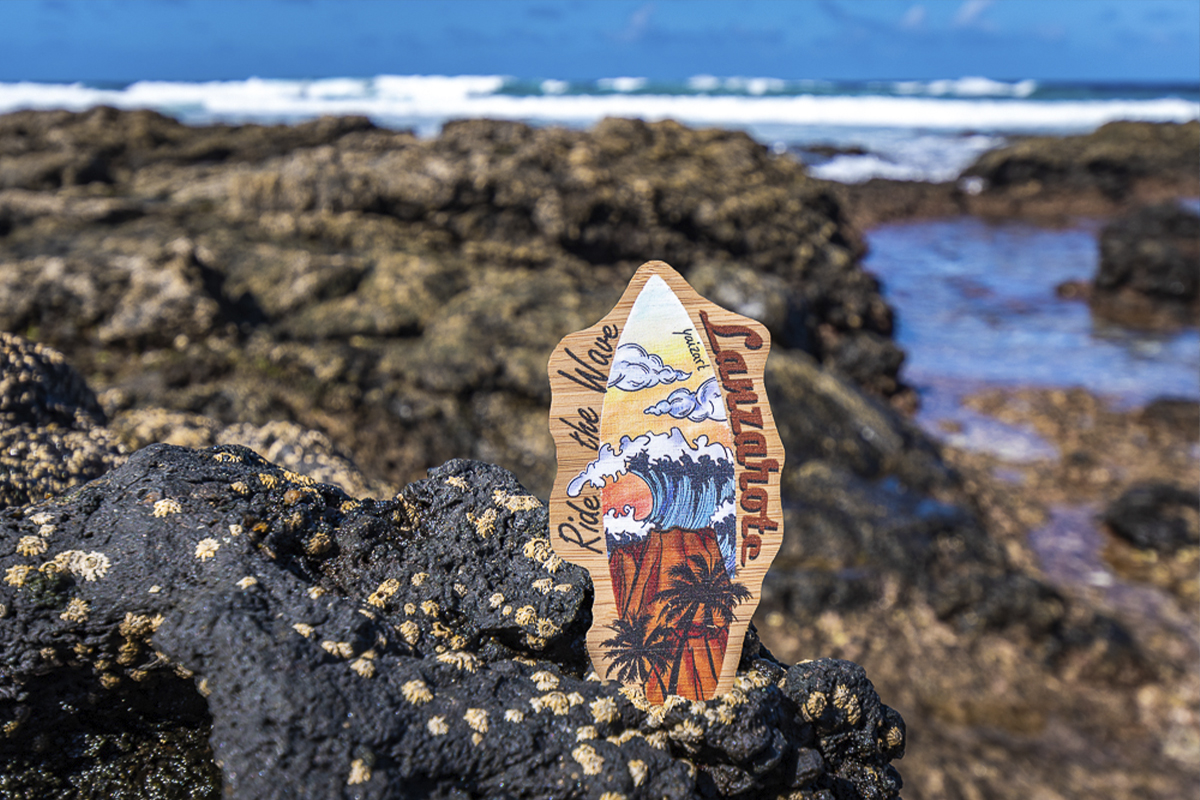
[{"x1": 1, "y1": 0, "x2": 1196, "y2": 83}]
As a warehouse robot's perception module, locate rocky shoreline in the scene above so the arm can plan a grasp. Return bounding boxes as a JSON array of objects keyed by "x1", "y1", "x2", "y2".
[
  {"x1": 1, "y1": 109, "x2": 1197, "y2": 799},
  {"x1": 826, "y1": 121, "x2": 1199, "y2": 230}
]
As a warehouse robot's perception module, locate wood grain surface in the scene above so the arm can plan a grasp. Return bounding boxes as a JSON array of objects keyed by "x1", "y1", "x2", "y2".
[{"x1": 548, "y1": 261, "x2": 784, "y2": 701}]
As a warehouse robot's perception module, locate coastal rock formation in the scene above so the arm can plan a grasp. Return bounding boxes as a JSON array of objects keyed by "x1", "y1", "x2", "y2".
[
  {"x1": 0, "y1": 107, "x2": 902, "y2": 495},
  {"x1": 1104, "y1": 481, "x2": 1200, "y2": 555},
  {"x1": 1091, "y1": 202, "x2": 1200, "y2": 326},
  {"x1": 827, "y1": 121, "x2": 1200, "y2": 228},
  {"x1": 0, "y1": 445, "x2": 906, "y2": 799},
  {"x1": 963, "y1": 121, "x2": 1200, "y2": 203},
  {"x1": 0, "y1": 333, "x2": 125, "y2": 508},
  {"x1": 0, "y1": 334, "x2": 384, "y2": 509}
]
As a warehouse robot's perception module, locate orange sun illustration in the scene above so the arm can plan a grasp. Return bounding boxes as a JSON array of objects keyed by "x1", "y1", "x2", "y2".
[{"x1": 603, "y1": 472, "x2": 653, "y2": 520}]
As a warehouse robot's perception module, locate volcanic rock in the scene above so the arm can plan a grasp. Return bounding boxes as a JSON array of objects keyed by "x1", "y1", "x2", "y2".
[
  {"x1": 0, "y1": 108, "x2": 904, "y2": 496},
  {"x1": 0, "y1": 445, "x2": 906, "y2": 800},
  {"x1": 1090, "y1": 202, "x2": 1200, "y2": 326},
  {"x1": 1104, "y1": 481, "x2": 1200, "y2": 555}
]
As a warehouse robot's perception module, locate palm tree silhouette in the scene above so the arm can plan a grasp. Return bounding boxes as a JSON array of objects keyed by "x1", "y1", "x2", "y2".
[
  {"x1": 601, "y1": 613, "x2": 673, "y2": 698},
  {"x1": 658, "y1": 554, "x2": 752, "y2": 695}
]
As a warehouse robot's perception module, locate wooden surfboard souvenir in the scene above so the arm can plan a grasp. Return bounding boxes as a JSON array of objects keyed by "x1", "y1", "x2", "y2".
[{"x1": 548, "y1": 261, "x2": 784, "y2": 703}]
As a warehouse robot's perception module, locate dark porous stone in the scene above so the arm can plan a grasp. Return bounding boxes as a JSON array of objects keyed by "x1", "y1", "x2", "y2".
[
  {"x1": 963, "y1": 121, "x2": 1200, "y2": 201},
  {"x1": 0, "y1": 108, "x2": 908, "y2": 496},
  {"x1": 1104, "y1": 481, "x2": 1200, "y2": 554},
  {"x1": 0, "y1": 331, "x2": 107, "y2": 428},
  {"x1": 1090, "y1": 202, "x2": 1200, "y2": 327},
  {"x1": 0, "y1": 333, "x2": 126, "y2": 509},
  {"x1": 1, "y1": 445, "x2": 905, "y2": 799}
]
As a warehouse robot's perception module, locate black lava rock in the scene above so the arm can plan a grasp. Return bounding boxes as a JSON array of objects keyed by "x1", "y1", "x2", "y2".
[
  {"x1": 1097, "y1": 202, "x2": 1200, "y2": 303},
  {"x1": 1, "y1": 444, "x2": 906, "y2": 799},
  {"x1": 1104, "y1": 481, "x2": 1200, "y2": 554}
]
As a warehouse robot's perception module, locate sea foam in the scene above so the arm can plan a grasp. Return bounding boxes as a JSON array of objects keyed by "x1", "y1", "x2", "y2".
[{"x1": 1, "y1": 75, "x2": 1195, "y2": 183}]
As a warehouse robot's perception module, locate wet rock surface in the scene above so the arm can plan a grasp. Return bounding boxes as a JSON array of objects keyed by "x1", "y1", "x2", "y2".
[
  {"x1": 1090, "y1": 202, "x2": 1200, "y2": 327},
  {"x1": 0, "y1": 333, "x2": 126, "y2": 508},
  {"x1": 1104, "y1": 481, "x2": 1200, "y2": 556},
  {"x1": 0, "y1": 108, "x2": 905, "y2": 498},
  {"x1": 2, "y1": 108, "x2": 1198, "y2": 800},
  {"x1": 827, "y1": 121, "x2": 1200, "y2": 229},
  {"x1": 1, "y1": 445, "x2": 906, "y2": 800}
]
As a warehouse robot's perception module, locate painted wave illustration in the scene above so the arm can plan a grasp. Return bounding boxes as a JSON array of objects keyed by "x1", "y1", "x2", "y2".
[{"x1": 568, "y1": 427, "x2": 736, "y2": 576}]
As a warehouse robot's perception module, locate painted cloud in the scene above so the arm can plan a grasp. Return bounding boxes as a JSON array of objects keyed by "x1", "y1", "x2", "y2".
[{"x1": 607, "y1": 343, "x2": 690, "y2": 392}]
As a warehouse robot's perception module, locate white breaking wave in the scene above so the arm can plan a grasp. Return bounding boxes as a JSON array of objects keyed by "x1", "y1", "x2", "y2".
[
  {"x1": 567, "y1": 427, "x2": 733, "y2": 496},
  {"x1": 603, "y1": 506, "x2": 655, "y2": 545},
  {"x1": 0, "y1": 75, "x2": 1194, "y2": 134},
  {"x1": 807, "y1": 133, "x2": 1004, "y2": 184},
  {"x1": 2, "y1": 75, "x2": 1195, "y2": 184},
  {"x1": 891, "y1": 76, "x2": 1039, "y2": 98}
]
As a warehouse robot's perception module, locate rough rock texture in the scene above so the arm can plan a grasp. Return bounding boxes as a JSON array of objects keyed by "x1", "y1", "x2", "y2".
[
  {"x1": 0, "y1": 334, "x2": 386, "y2": 509},
  {"x1": 4, "y1": 109, "x2": 1197, "y2": 800},
  {"x1": 0, "y1": 107, "x2": 904, "y2": 497},
  {"x1": 1090, "y1": 202, "x2": 1200, "y2": 327},
  {"x1": 963, "y1": 121, "x2": 1200, "y2": 202},
  {"x1": 1104, "y1": 481, "x2": 1200, "y2": 555},
  {"x1": 0, "y1": 445, "x2": 906, "y2": 799},
  {"x1": 0, "y1": 333, "x2": 126, "y2": 508},
  {"x1": 827, "y1": 121, "x2": 1200, "y2": 229}
]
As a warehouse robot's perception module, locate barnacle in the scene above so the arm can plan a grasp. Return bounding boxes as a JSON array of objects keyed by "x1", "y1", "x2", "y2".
[
  {"x1": 427, "y1": 716, "x2": 448, "y2": 736},
  {"x1": 321, "y1": 641, "x2": 354, "y2": 658},
  {"x1": 292, "y1": 623, "x2": 314, "y2": 638},
  {"x1": 493, "y1": 490, "x2": 541, "y2": 512},
  {"x1": 236, "y1": 576, "x2": 258, "y2": 589},
  {"x1": 16, "y1": 536, "x2": 47, "y2": 557},
  {"x1": 590, "y1": 697, "x2": 619, "y2": 724},
  {"x1": 402, "y1": 680, "x2": 433, "y2": 705},
  {"x1": 468, "y1": 508, "x2": 497, "y2": 538},
  {"x1": 436, "y1": 651, "x2": 477, "y2": 672},
  {"x1": 571, "y1": 744, "x2": 604, "y2": 776},
  {"x1": 4, "y1": 565, "x2": 31, "y2": 587},
  {"x1": 194, "y1": 538, "x2": 219, "y2": 561},
  {"x1": 803, "y1": 691, "x2": 827, "y2": 721},
  {"x1": 367, "y1": 578, "x2": 401, "y2": 607},
  {"x1": 628, "y1": 760, "x2": 647, "y2": 787},
  {"x1": 347, "y1": 759, "x2": 371, "y2": 785},
  {"x1": 619, "y1": 685, "x2": 650, "y2": 711},
  {"x1": 351, "y1": 652, "x2": 376, "y2": 678},
  {"x1": 522, "y1": 538, "x2": 552, "y2": 562},
  {"x1": 153, "y1": 498, "x2": 182, "y2": 517},
  {"x1": 59, "y1": 597, "x2": 90, "y2": 623},
  {"x1": 671, "y1": 719, "x2": 704, "y2": 743},
  {"x1": 463, "y1": 708, "x2": 488, "y2": 733},
  {"x1": 504, "y1": 709, "x2": 525, "y2": 723},
  {"x1": 530, "y1": 670, "x2": 559, "y2": 691}
]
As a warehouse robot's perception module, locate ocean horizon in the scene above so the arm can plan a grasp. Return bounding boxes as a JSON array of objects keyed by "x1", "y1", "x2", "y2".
[{"x1": 3, "y1": 74, "x2": 1198, "y2": 183}]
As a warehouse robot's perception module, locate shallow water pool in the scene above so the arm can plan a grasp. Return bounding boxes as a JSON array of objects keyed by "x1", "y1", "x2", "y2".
[{"x1": 863, "y1": 217, "x2": 1200, "y2": 456}]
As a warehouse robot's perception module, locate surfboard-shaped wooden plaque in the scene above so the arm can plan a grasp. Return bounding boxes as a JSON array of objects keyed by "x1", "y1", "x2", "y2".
[{"x1": 548, "y1": 261, "x2": 784, "y2": 702}]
